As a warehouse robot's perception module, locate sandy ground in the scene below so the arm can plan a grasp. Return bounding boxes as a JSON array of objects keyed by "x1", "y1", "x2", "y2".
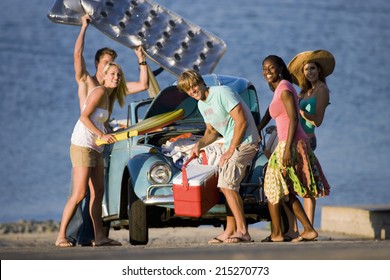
[
  {"x1": 0, "y1": 225, "x2": 372, "y2": 249},
  {"x1": 0, "y1": 226, "x2": 272, "y2": 249}
]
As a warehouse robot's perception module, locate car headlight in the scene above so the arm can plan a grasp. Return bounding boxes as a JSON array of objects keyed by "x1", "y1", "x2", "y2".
[{"x1": 148, "y1": 162, "x2": 172, "y2": 184}]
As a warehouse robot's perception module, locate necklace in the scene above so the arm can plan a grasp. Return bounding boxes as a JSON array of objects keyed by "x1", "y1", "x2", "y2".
[
  {"x1": 307, "y1": 81, "x2": 323, "y2": 98},
  {"x1": 306, "y1": 88, "x2": 314, "y2": 98}
]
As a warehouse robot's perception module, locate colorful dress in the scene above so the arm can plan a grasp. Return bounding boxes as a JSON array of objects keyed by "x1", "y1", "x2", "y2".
[{"x1": 264, "y1": 80, "x2": 330, "y2": 205}]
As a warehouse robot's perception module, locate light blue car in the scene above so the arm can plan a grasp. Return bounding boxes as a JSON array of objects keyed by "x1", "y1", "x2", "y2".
[{"x1": 102, "y1": 74, "x2": 275, "y2": 245}]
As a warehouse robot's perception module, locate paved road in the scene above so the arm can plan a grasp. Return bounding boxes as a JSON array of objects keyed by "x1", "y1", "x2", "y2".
[
  {"x1": 1, "y1": 227, "x2": 389, "y2": 260},
  {"x1": 2, "y1": 239, "x2": 390, "y2": 260}
]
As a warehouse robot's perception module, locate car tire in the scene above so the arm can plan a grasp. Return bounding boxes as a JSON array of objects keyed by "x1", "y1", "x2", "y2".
[{"x1": 128, "y1": 181, "x2": 149, "y2": 245}]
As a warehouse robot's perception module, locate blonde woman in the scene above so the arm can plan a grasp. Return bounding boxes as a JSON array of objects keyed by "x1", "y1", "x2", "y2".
[
  {"x1": 55, "y1": 62, "x2": 127, "y2": 247},
  {"x1": 67, "y1": 14, "x2": 149, "y2": 246}
]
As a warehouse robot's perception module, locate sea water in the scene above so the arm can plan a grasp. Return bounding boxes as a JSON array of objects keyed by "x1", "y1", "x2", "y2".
[{"x1": 0, "y1": 0, "x2": 389, "y2": 230}]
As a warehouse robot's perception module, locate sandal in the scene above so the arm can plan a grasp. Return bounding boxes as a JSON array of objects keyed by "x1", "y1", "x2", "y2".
[
  {"x1": 208, "y1": 237, "x2": 225, "y2": 244},
  {"x1": 55, "y1": 240, "x2": 75, "y2": 247},
  {"x1": 93, "y1": 239, "x2": 122, "y2": 247},
  {"x1": 261, "y1": 236, "x2": 290, "y2": 242},
  {"x1": 224, "y1": 236, "x2": 254, "y2": 243},
  {"x1": 291, "y1": 235, "x2": 317, "y2": 243}
]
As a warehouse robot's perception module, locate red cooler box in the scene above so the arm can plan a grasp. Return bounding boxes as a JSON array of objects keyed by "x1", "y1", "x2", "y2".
[{"x1": 173, "y1": 152, "x2": 220, "y2": 217}]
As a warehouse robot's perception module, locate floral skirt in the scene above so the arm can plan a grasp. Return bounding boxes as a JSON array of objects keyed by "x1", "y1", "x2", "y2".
[{"x1": 264, "y1": 139, "x2": 330, "y2": 205}]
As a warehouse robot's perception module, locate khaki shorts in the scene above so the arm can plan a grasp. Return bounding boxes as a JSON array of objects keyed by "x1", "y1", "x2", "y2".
[
  {"x1": 218, "y1": 143, "x2": 258, "y2": 192},
  {"x1": 70, "y1": 144, "x2": 104, "y2": 168}
]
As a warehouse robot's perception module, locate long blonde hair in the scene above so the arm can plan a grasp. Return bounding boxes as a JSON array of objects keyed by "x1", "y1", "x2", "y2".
[{"x1": 102, "y1": 62, "x2": 128, "y2": 114}]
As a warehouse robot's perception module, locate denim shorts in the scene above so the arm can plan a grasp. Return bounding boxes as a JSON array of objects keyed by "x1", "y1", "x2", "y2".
[
  {"x1": 218, "y1": 143, "x2": 258, "y2": 192},
  {"x1": 70, "y1": 144, "x2": 104, "y2": 168}
]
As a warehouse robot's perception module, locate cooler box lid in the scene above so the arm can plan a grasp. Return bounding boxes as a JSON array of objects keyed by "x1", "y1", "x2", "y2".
[{"x1": 173, "y1": 164, "x2": 218, "y2": 186}]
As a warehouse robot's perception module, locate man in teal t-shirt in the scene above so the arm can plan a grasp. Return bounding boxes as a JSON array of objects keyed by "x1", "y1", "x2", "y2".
[{"x1": 177, "y1": 70, "x2": 259, "y2": 244}]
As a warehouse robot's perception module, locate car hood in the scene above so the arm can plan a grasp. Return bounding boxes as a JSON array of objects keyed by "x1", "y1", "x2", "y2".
[{"x1": 144, "y1": 74, "x2": 253, "y2": 122}]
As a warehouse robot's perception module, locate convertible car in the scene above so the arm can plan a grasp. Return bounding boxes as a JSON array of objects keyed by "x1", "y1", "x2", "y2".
[{"x1": 101, "y1": 74, "x2": 278, "y2": 245}]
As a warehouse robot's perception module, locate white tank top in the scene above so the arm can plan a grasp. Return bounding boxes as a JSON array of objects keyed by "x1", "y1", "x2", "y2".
[{"x1": 71, "y1": 86, "x2": 109, "y2": 153}]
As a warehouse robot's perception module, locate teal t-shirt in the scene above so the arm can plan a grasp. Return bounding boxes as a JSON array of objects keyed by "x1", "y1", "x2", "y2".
[
  {"x1": 198, "y1": 85, "x2": 259, "y2": 149},
  {"x1": 299, "y1": 96, "x2": 316, "y2": 134}
]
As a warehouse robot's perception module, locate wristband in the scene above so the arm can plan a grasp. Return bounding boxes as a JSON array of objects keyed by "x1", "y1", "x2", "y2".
[{"x1": 139, "y1": 61, "x2": 147, "y2": 65}]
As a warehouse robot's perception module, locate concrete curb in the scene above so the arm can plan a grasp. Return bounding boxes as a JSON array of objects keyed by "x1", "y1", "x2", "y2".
[{"x1": 321, "y1": 205, "x2": 390, "y2": 240}]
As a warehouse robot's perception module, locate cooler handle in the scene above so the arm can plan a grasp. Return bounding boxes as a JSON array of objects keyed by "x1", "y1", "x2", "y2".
[{"x1": 182, "y1": 150, "x2": 208, "y2": 190}]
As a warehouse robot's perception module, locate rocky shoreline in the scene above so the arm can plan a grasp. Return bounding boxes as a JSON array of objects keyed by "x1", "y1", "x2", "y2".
[{"x1": 0, "y1": 220, "x2": 60, "y2": 234}]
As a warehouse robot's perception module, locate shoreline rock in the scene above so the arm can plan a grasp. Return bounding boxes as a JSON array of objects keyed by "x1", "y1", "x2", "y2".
[{"x1": 0, "y1": 220, "x2": 60, "y2": 234}]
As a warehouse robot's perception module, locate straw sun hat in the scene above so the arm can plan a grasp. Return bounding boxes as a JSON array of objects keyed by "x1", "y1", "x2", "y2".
[{"x1": 287, "y1": 49, "x2": 335, "y2": 87}]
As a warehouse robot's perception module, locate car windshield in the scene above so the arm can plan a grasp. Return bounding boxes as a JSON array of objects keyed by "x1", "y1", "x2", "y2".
[{"x1": 131, "y1": 99, "x2": 153, "y2": 123}]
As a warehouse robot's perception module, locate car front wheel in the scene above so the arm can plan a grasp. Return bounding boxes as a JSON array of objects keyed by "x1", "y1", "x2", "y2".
[{"x1": 128, "y1": 180, "x2": 148, "y2": 245}]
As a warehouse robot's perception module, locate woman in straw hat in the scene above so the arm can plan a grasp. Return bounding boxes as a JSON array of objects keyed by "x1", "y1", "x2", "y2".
[
  {"x1": 287, "y1": 50, "x2": 334, "y2": 226},
  {"x1": 257, "y1": 55, "x2": 328, "y2": 242},
  {"x1": 288, "y1": 49, "x2": 335, "y2": 151}
]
